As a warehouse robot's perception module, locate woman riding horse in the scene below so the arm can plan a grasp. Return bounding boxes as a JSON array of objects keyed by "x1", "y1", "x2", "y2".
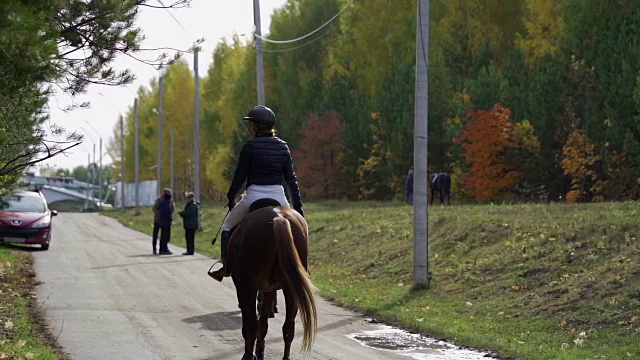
[{"x1": 210, "y1": 105, "x2": 305, "y2": 282}]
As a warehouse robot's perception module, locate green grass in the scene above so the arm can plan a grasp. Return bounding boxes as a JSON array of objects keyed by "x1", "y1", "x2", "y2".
[
  {"x1": 104, "y1": 200, "x2": 640, "y2": 359},
  {"x1": 0, "y1": 247, "x2": 65, "y2": 359}
]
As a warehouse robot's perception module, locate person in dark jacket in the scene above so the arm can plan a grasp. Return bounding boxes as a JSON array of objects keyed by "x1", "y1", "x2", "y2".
[
  {"x1": 405, "y1": 168, "x2": 414, "y2": 205},
  {"x1": 179, "y1": 192, "x2": 199, "y2": 255},
  {"x1": 151, "y1": 195, "x2": 162, "y2": 254},
  {"x1": 209, "y1": 105, "x2": 304, "y2": 282},
  {"x1": 152, "y1": 188, "x2": 174, "y2": 254},
  {"x1": 157, "y1": 189, "x2": 174, "y2": 255}
]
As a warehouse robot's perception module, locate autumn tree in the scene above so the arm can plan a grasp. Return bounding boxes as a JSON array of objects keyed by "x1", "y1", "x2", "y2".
[
  {"x1": 163, "y1": 59, "x2": 196, "y2": 197},
  {"x1": 510, "y1": 120, "x2": 542, "y2": 198},
  {"x1": 356, "y1": 112, "x2": 401, "y2": 200},
  {"x1": 516, "y1": 0, "x2": 564, "y2": 67},
  {"x1": 201, "y1": 36, "x2": 255, "y2": 197},
  {"x1": 455, "y1": 104, "x2": 522, "y2": 202},
  {"x1": 266, "y1": 0, "x2": 344, "y2": 145},
  {"x1": 293, "y1": 111, "x2": 343, "y2": 199},
  {"x1": 561, "y1": 129, "x2": 601, "y2": 203}
]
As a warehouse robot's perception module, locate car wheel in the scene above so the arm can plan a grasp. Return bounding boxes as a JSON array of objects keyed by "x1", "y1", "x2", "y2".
[{"x1": 41, "y1": 244, "x2": 50, "y2": 251}]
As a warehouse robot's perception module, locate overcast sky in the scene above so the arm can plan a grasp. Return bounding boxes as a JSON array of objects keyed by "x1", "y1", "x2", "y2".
[{"x1": 41, "y1": 0, "x2": 288, "y2": 172}]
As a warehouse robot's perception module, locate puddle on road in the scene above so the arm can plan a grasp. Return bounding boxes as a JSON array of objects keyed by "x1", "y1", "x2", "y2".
[{"x1": 348, "y1": 324, "x2": 496, "y2": 359}]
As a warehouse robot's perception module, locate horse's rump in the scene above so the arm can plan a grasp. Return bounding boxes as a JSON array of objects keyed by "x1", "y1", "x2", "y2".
[{"x1": 432, "y1": 172, "x2": 451, "y2": 192}]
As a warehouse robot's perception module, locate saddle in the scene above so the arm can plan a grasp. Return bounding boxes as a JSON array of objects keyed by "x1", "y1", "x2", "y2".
[
  {"x1": 248, "y1": 198, "x2": 282, "y2": 213},
  {"x1": 231, "y1": 198, "x2": 281, "y2": 235}
]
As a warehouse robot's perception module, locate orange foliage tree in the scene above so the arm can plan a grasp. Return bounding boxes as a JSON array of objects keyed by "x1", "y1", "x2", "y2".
[
  {"x1": 293, "y1": 111, "x2": 343, "y2": 199},
  {"x1": 561, "y1": 129, "x2": 601, "y2": 202},
  {"x1": 454, "y1": 104, "x2": 522, "y2": 201}
]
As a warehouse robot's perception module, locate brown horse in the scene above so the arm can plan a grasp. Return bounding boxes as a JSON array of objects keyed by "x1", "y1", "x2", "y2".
[{"x1": 228, "y1": 205, "x2": 317, "y2": 360}]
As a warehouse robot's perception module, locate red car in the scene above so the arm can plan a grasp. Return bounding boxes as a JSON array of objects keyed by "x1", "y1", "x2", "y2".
[{"x1": 0, "y1": 189, "x2": 57, "y2": 250}]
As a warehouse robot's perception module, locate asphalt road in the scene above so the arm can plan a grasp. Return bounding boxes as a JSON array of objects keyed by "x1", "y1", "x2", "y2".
[{"x1": 33, "y1": 213, "x2": 490, "y2": 360}]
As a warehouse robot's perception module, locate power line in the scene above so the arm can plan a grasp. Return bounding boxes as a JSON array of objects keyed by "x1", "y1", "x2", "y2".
[
  {"x1": 157, "y1": 0, "x2": 188, "y2": 32},
  {"x1": 262, "y1": 24, "x2": 338, "y2": 53},
  {"x1": 255, "y1": 0, "x2": 353, "y2": 45}
]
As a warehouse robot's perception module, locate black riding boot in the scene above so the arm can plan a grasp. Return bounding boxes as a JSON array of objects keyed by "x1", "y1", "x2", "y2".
[{"x1": 210, "y1": 230, "x2": 231, "y2": 282}]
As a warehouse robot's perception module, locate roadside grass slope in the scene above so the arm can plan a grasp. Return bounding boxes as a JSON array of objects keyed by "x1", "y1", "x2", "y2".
[
  {"x1": 106, "y1": 200, "x2": 640, "y2": 359},
  {"x1": 0, "y1": 248, "x2": 67, "y2": 359}
]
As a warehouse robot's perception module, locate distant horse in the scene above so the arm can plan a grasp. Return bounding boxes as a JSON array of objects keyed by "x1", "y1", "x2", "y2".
[
  {"x1": 228, "y1": 203, "x2": 317, "y2": 360},
  {"x1": 430, "y1": 172, "x2": 451, "y2": 205}
]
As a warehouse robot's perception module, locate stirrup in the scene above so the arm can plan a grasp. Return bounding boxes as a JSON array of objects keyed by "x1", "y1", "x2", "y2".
[
  {"x1": 207, "y1": 261, "x2": 223, "y2": 281},
  {"x1": 207, "y1": 261, "x2": 230, "y2": 282}
]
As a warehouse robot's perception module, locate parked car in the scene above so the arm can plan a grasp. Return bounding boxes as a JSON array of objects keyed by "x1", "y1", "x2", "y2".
[{"x1": 0, "y1": 189, "x2": 57, "y2": 250}]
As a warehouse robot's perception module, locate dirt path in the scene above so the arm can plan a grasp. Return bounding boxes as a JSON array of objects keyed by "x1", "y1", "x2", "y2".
[{"x1": 33, "y1": 213, "x2": 424, "y2": 360}]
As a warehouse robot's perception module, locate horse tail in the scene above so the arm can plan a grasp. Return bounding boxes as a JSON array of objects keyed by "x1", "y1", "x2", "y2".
[{"x1": 273, "y1": 215, "x2": 318, "y2": 355}]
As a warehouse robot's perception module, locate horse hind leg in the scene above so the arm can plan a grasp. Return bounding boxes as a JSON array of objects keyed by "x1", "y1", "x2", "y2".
[
  {"x1": 281, "y1": 287, "x2": 298, "y2": 360},
  {"x1": 257, "y1": 291, "x2": 276, "y2": 318},
  {"x1": 255, "y1": 291, "x2": 277, "y2": 360},
  {"x1": 238, "y1": 287, "x2": 259, "y2": 360}
]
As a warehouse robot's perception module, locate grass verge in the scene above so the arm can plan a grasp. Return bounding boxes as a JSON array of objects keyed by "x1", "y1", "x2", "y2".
[
  {"x1": 0, "y1": 246, "x2": 69, "y2": 359},
  {"x1": 104, "y1": 200, "x2": 640, "y2": 360}
]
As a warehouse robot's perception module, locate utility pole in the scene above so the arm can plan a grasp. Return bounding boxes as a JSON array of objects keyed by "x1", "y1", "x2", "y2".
[
  {"x1": 157, "y1": 74, "x2": 164, "y2": 195},
  {"x1": 134, "y1": 98, "x2": 140, "y2": 216},
  {"x1": 85, "y1": 153, "x2": 90, "y2": 209},
  {"x1": 120, "y1": 115, "x2": 125, "y2": 211},
  {"x1": 170, "y1": 127, "x2": 174, "y2": 194},
  {"x1": 83, "y1": 120, "x2": 102, "y2": 209},
  {"x1": 98, "y1": 138, "x2": 102, "y2": 209},
  {"x1": 92, "y1": 143, "x2": 96, "y2": 204},
  {"x1": 253, "y1": 0, "x2": 265, "y2": 105},
  {"x1": 413, "y1": 0, "x2": 430, "y2": 287},
  {"x1": 194, "y1": 49, "x2": 201, "y2": 203}
]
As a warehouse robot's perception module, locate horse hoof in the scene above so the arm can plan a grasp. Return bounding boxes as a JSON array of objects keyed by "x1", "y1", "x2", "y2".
[{"x1": 241, "y1": 354, "x2": 257, "y2": 360}]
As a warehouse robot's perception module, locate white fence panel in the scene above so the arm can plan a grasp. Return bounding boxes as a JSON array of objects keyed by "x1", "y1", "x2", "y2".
[{"x1": 114, "y1": 180, "x2": 157, "y2": 208}]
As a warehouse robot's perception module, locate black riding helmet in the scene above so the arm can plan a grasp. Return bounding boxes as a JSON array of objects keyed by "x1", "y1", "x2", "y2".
[{"x1": 242, "y1": 105, "x2": 276, "y2": 127}]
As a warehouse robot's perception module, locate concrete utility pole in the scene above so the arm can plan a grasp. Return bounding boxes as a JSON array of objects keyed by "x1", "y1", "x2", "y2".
[
  {"x1": 157, "y1": 74, "x2": 164, "y2": 195},
  {"x1": 194, "y1": 49, "x2": 201, "y2": 203},
  {"x1": 170, "y1": 127, "x2": 174, "y2": 194},
  {"x1": 83, "y1": 120, "x2": 102, "y2": 208},
  {"x1": 134, "y1": 98, "x2": 140, "y2": 216},
  {"x1": 120, "y1": 115, "x2": 125, "y2": 211},
  {"x1": 85, "y1": 153, "x2": 90, "y2": 209},
  {"x1": 98, "y1": 138, "x2": 102, "y2": 208},
  {"x1": 253, "y1": 0, "x2": 265, "y2": 105},
  {"x1": 92, "y1": 143, "x2": 96, "y2": 203},
  {"x1": 413, "y1": 0, "x2": 430, "y2": 287}
]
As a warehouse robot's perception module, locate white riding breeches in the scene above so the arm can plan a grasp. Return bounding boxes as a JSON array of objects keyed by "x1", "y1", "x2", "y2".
[{"x1": 221, "y1": 184, "x2": 289, "y2": 231}]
